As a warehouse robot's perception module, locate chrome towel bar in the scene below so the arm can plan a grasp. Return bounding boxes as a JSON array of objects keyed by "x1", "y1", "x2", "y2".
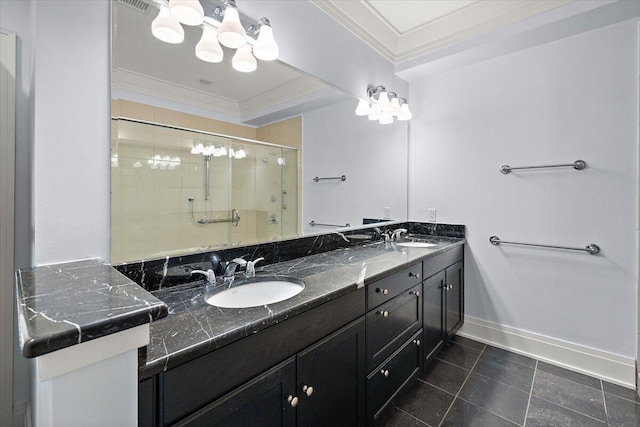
[
  {"x1": 499, "y1": 160, "x2": 586, "y2": 174},
  {"x1": 309, "y1": 221, "x2": 351, "y2": 228},
  {"x1": 489, "y1": 235, "x2": 600, "y2": 255},
  {"x1": 313, "y1": 175, "x2": 346, "y2": 182}
]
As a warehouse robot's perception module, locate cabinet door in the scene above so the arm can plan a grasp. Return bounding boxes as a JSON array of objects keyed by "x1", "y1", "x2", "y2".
[
  {"x1": 297, "y1": 318, "x2": 366, "y2": 427},
  {"x1": 423, "y1": 271, "x2": 445, "y2": 366},
  {"x1": 173, "y1": 358, "x2": 296, "y2": 427},
  {"x1": 445, "y1": 260, "x2": 464, "y2": 338}
]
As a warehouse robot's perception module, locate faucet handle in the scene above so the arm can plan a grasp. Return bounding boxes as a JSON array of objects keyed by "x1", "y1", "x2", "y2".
[
  {"x1": 392, "y1": 228, "x2": 408, "y2": 241},
  {"x1": 245, "y1": 257, "x2": 265, "y2": 278},
  {"x1": 190, "y1": 269, "x2": 216, "y2": 284}
]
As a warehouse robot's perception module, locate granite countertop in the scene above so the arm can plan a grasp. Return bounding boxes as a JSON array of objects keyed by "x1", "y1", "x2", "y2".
[
  {"x1": 141, "y1": 236, "x2": 465, "y2": 379},
  {"x1": 16, "y1": 258, "x2": 168, "y2": 358}
]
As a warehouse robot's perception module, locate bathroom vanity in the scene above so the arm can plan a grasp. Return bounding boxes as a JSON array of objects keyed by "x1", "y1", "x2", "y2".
[{"x1": 128, "y1": 223, "x2": 465, "y2": 426}]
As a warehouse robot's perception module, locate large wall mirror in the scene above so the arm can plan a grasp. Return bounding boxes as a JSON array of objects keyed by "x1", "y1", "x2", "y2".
[{"x1": 111, "y1": 0, "x2": 409, "y2": 263}]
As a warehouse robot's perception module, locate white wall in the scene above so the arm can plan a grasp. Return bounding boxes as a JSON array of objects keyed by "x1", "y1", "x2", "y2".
[
  {"x1": 407, "y1": 20, "x2": 638, "y2": 362},
  {"x1": 303, "y1": 99, "x2": 408, "y2": 232}
]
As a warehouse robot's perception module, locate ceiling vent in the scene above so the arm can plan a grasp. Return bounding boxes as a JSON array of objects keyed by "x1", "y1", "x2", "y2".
[{"x1": 118, "y1": 0, "x2": 152, "y2": 15}]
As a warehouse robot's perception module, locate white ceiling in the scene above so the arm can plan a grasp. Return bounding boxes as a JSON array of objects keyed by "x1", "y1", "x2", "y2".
[{"x1": 312, "y1": 0, "x2": 573, "y2": 63}]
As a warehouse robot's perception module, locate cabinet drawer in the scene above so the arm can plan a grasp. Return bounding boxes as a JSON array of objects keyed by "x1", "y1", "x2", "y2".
[
  {"x1": 367, "y1": 262, "x2": 422, "y2": 310},
  {"x1": 367, "y1": 330, "x2": 422, "y2": 421},
  {"x1": 366, "y1": 284, "x2": 421, "y2": 371}
]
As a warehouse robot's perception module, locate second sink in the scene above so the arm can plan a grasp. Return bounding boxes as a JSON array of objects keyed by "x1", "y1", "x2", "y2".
[{"x1": 205, "y1": 276, "x2": 305, "y2": 309}]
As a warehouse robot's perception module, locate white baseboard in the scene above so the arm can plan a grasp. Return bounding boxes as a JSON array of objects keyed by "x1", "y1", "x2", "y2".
[{"x1": 458, "y1": 315, "x2": 636, "y2": 389}]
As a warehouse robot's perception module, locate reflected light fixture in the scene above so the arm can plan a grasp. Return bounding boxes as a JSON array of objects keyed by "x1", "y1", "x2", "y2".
[
  {"x1": 151, "y1": 0, "x2": 279, "y2": 74},
  {"x1": 355, "y1": 85, "x2": 412, "y2": 124},
  {"x1": 168, "y1": 0, "x2": 204, "y2": 26},
  {"x1": 151, "y1": 4, "x2": 185, "y2": 44}
]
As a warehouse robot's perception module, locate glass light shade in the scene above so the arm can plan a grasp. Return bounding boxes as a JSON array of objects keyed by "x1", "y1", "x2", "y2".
[
  {"x1": 232, "y1": 45, "x2": 257, "y2": 73},
  {"x1": 398, "y1": 103, "x2": 413, "y2": 121},
  {"x1": 152, "y1": 5, "x2": 185, "y2": 44},
  {"x1": 389, "y1": 97, "x2": 402, "y2": 116},
  {"x1": 377, "y1": 91, "x2": 391, "y2": 111},
  {"x1": 368, "y1": 105, "x2": 382, "y2": 121},
  {"x1": 196, "y1": 26, "x2": 224, "y2": 63},
  {"x1": 169, "y1": 0, "x2": 204, "y2": 26},
  {"x1": 355, "y1": 99, "x2": 371, "y2": 116},
  {"x1": 379, "y1": 112, "x2": 394, "y2": 125},
  {"x1": 217, "y1": 6, "x2": 246, "y2": 49},
  {"x1": 253, "y1": 24, "x2": 279, "y2": 61}
]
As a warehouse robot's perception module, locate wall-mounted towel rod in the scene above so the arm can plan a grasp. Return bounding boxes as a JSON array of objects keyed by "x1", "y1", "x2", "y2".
[
  {"x1": 499, "y1": 160, "x2": 586, "y2": 174},
  {"x1": 489, "y1": 235, "x2": 600, "y2": 255},
  {"x1": 309, "y1": 221, "x2": 351, "y2": 228},
  {"x1": 313, "y1": 175, "x2": 347, "y2": 183}
]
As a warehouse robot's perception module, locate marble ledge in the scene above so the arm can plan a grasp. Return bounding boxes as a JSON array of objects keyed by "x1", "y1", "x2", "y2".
[{"x1": 15, "y1": 258, "x2": 168, "y2": 358}]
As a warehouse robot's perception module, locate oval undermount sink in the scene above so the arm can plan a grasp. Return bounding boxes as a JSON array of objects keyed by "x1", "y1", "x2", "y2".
[
  {"x1": 396, "y1": 242, "x2": 437, "y2": 248},
  {"x1": 205, "y1": 276, "x2": 305, "y2": 308}
]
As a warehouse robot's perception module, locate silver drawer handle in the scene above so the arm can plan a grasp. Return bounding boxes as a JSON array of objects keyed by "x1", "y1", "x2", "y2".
[
  {"x1": 379, "y1": 310, "x2": 389, "y2": 318},
  {"x1": 376, "y1": 287, "x2": 389, "y2": 295},
  {"x1": 287, "y1": 395, "x2": 299, "y2": 407},
  {"x1": 410, "y1": 290, "x2": 420, "y2": 297},
  {"x1": 409, "y1": 272, "x2": 421, "y2": 279},
  {"x1": 380, "y1": 369, "x2": 389, "y2": 377},
  {"x1": 413, "y1": 339, "x2": 421, "y2": 346},
  {"x1": 302, "y1": 385, "x2": 314, "y2": 396}
]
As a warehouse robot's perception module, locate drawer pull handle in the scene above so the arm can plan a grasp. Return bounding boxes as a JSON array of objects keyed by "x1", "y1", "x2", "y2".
[
  {"x1": 410, "y1": 291, "x2": 420, "y2": 297},
  {"x1": 287, "y1": 395, "x2": 299, "y2": 407},
  {"x1": 443, "y1": 284, "x2": 453, "y2": 290},
  {"x1": 413, "y1": 339, "x2": 421, "y2": 346},
  {"x1": 380, "y1": 369, "x2": 390, "y2": 377},
  {"x1": 379, "y1": 310, "x2": 389, "y2": 318},
  {"x1": 409, "y1": 272, "x2": 421, "y2": 279},
  {"x1": 377, "y1": 288, "x2": 389, "y2": 295},
  {"x1": 302, "y1": 385, "x2": 314, "y2": 396}
]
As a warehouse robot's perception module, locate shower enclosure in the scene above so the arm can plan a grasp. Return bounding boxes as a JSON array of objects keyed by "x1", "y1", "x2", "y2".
[{"x1": 111, "y1": 119, "x2": 298, "y2": 263}]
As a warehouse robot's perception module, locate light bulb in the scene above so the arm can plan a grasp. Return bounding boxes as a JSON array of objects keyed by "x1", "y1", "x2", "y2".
[
  {"x1": 377, "y1": 91, "x2": 391, "y2": 111},
  {"x1": 379, "y1": 112, "x2": 394, "y2": 125},
  {"x1": 217, "y1": 5, "x2": 246, "y2": 49},
  {"x1": 368, "y1": 104, "x2": 382, "y2": 121},
  {"x1": 196, "y1": 26, "x2": 224, "y2": 63},
  {"x1": 232, "y1": 45, "x2": 257, "y2": 73},
  {"x1": 389, "y1": 97, "x2": 401, "y2": 116},
  {"x1": 398, "y1": 103, "x2": 412, "y2": 121},
  {"x1": 253, "y1": 20, "x2": 279, "y2": 61},
  {"x1": 355, "y1": 99, "x2": 371, "y2": 116},
  {"x1": 151, "y1": 5, "x2": 185, "y2": 44},
  {"x1": 168, "y1": 0, "x2": 204, "y2": 26}
]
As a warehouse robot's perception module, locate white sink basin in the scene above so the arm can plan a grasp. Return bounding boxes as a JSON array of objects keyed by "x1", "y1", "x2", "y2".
[
  {"x1": 397, "y1": 242, "x2": 437, "y2": 248},
  {"x1": 205, "y1": 277, "x2": 305, "y2": 308}
]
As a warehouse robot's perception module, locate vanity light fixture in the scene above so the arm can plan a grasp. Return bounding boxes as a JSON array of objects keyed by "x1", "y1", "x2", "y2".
[
  {"x1": 355, "y1": 85, "x2": 412, "y2": 124},
  {"x1": 151, "y1": 0, "x2": 279, "y2": 73}
]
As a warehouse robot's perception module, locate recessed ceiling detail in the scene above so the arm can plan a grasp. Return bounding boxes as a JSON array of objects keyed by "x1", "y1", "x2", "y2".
[{"x1": 312, "y1": 0, "x2": 572, "y2": 63}]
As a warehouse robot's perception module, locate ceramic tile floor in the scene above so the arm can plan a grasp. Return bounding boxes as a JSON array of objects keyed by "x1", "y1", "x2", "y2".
[{"x1": 377, "y1": 336, "x2": 640, "y2": 426}]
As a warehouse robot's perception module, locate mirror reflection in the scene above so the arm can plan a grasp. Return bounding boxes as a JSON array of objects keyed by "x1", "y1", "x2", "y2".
[{"x1": 111, "y1": 0, "x2": 408, "y2": 263}]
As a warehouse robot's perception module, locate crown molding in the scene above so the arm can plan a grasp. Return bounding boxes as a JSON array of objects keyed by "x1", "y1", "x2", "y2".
[
  {"x1": 312, "y1": 0, "x2": 572, "y2": 64},
  {"x1": 239, "y1": 76, "x2": 328, "y2": 117}
]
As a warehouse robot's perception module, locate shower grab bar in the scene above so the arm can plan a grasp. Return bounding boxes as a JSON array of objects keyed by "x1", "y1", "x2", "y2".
[
  {"x1": 489, "y1": 235, "x2": 600, "y2": 255},
  {"x1": 499, "y1": 160, "x2": 586, "y2": 174},
  {"x1": 309, "y1": 221, "x2": 351, "y2": 228},
  {"x1": 313, "y1": 175, "x2": 346, "y2": 183}
]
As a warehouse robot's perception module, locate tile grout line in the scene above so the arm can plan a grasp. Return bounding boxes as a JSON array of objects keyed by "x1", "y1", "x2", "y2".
[
  {"x1": 456, "y1": 396, "x2": 522, "y2": 426},
  {"x1": 533, "y1": 394, "x2": 608, "y2": 424},
  {"x1": 600, "y1": 379, "x2": 609, "y2": 425},
  {"x1": 437, "y1": 344, "x2": 486, "y2": 427},
  {"x1": 522, "y1": 359, "x2": 538, "y2": 426},
  {"x1": 391, "y1": 406, "x2": 432, "y2": 427}
]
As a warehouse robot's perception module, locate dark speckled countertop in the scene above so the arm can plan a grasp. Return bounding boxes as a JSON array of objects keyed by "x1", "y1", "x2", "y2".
[
  {"x1": 16, "y1": 258, "x2": 168, "y2": 358},
  {"x1": 141, "y1": 236, "x2": 464, "y2": 379}
]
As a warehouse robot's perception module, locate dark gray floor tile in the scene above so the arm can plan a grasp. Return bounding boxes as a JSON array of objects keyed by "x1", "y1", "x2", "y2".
[
  {"x1": 473, "y1": 352, "x2": 535, "y2": 392},
  {"x1": 436, "y1": 342, "x2": 482, "y2": 370},
  {"x1": 532, "y1": 370, "x2": 606, "y2": 422},
  {"x1": 393, "y1": 381, "x2": 455, "y2": 426},
  {"x1": 441, "y1": 398, "x2": 518, "y2": 427},
  {"x1": 526, "y1": 396, "x2": 606, "y2": 427},
  {"x1": 450, "y1": 335, "x2": 486, "y2": 351},
  {"x1": 537, "y1": 361, "x2": 601, "y2": 390},
  {"x1": 458, "y1": 373, "x2": 529, "y2": 425},
  {"x1": 603, "y1": 381, "x2": 640, "y2": 403},
  {"x1": 375, "y1": 406, "x2": 429, "y2": 427},
  {"x1": 482, "y1": 345, "x2": 536, "y2": 369},
  {"x1": 419, "y1": 359, "x2": 469, "y2": 395},
  {"x1": 605, "y1": 393, "x2": 640, "y2": 427}
]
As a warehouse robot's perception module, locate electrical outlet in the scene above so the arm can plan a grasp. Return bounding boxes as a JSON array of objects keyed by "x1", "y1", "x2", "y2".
[
  {"x1": 383, "y1": 207, "x2": 392, "y2": 219},
  {"x1": 427, "y1": 209, "x2": 436, "y2": 222}
]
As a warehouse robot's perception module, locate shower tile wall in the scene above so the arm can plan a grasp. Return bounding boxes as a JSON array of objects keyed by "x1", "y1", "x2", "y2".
[{"x1": 111, "y1": 101, "x2": 301, "y2": 263}]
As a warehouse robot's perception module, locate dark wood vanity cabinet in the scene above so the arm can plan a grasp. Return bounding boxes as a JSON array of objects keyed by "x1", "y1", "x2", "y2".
[{"x1": 422, "y1": 246, "x2": 464, "y2": 366}]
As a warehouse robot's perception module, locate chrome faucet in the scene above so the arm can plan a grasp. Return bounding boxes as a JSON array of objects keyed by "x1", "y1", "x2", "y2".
[
  {"x1": 245, "y1": 257, "x2": 264, "y2": 278},
  {"x1": 391, "y1": 228, "x2": 408, "y2": 241},
  {"x1": 190, "y1": 269, "x2": 216, "y2": 285},
  {"x1": 223, "y1": 258, "x2": 247, "y2": 280}
]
